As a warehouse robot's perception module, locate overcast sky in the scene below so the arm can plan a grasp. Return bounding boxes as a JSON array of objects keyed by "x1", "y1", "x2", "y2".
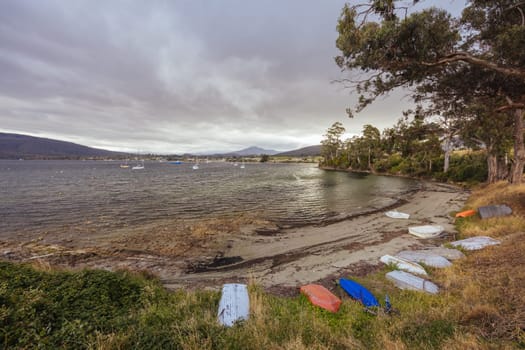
[{"x1": 0, "y1": 0, "x2": 465, "y2": 154}]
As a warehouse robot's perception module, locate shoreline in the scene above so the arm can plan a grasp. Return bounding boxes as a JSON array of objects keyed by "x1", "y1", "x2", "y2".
[{"x1": 0, "y1": 179, "x2": 469, "y2": 295}]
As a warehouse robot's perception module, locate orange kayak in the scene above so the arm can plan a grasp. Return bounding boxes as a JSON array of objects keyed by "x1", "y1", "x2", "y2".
[
  {"x1": 300, "y1": 284, "x2": 341, "y2": 313},
  {"x1": 455, "y1": 209, "x2": 476, "y2": 218}
]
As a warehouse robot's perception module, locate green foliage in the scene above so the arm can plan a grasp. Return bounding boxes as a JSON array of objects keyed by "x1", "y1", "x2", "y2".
[
  {"x1": 0, "y1": 262, "x2": 147, "y2": 348},
  {"x1": 445, "y1": 152, "x2": 488, "y2": 183},
  {"x1": 1, "y1": 259, "x2": 521, "y2": 349}
]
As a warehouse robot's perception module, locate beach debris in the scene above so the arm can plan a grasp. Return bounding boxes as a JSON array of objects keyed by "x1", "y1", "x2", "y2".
[
  {"x1": 478, "y1": 204, "x2": 512, "y2": 219},
  {"x1": 396, "y1": 250, "x2": 452, "y2": 268},
  {"x1": 449, "y1": 236, "x2": 501, "y2": 250},
  {"x1": 455, "y1": 209, "x2": 476, "y2": 218},
  {"x1": 300, "y1": 284, "x2": 341, "y2": 313},
  {"x1": 380, "y1": 254, "x2": 427, "y2": 275},
  {"x1": 386, "y1": 270, "x2": 439, "y2": 294}
]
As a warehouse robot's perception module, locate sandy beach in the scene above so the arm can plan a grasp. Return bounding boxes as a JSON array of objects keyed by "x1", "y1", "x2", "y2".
[{"x1": 0, "y1": 180, "x2": 469, "y2": 295}]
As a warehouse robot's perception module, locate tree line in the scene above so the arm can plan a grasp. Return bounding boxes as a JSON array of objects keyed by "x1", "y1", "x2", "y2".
[
  {"x1": 320, "y1": 118, "x2": 488, "y2": 183},
  {"x1": 332, "y1": 0, "x2": 525, "y2": 184}
]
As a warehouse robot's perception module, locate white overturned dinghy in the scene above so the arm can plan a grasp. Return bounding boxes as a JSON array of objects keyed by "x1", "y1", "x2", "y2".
[
  {"x1": 449, "y1": 236, "x2": 501, "y2": 251},
  {"x1": 386, "y1": 270, "x2": 439, "y2": 294},
  {"x1": 380, "y1": 254, "x2": 427, "y2": 275},
  {"x1": 419, "y1": 247, "x2": 465, "y2": 260},
  {"x1": 408, "y1": 225, "x2": 444, "y2": 239},
  {"x1": 385, "y1": 210, "x2": 410, "y2": 219},
  {"x1": 396, "y1": 250, "x2": 452, "y2": 268},
  {"x1": 218, "y1": 283, "x2": 250, "y2": 327}
]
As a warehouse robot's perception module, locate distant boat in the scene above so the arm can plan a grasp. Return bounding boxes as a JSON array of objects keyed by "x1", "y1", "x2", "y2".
[
  {"x1": 132, "y1": 160, "x2": 145, "y2": 170},
  {"x1": 119, "y1": 164, "x2": 130, "y2": 169},
  {"x1": 192, "y1": 157, "x2": 199, "y2": 170},
  {"x1": 240, "y1": 158, "x2": 245, "y2": 169}
]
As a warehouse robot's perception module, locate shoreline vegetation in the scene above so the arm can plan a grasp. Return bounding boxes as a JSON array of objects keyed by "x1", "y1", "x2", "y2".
[{"x1": 2, "y1": 175, "x2": 524, "y2": 348}]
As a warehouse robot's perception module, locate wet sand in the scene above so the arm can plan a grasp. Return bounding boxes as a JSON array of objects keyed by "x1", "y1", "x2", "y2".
[{"x1": 0, "y1": 181, "x2": 468, "y2": 295}]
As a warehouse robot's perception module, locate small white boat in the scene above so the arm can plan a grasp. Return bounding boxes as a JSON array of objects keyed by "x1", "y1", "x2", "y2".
[
  {"x1": 386, "y1": 270, "x2": 439, "y2": 294},
  {"x1": 408, "y1": 225, "x2": 444, "y2": 238},
  {"x1": 449, "y1": 236, "x2": 501, "y2": 250},
  {"x1": 396, "y1": 250, "x2": 452, "y2": 268},
  {"x1": 385, "y1": 210, "x2": 410, "y2": 219},
  {"x1": 131, "y1": 161, "x2": 144, "y2": 170},
  {"x1": 192, "y1": 164, "x2": 199, "y2": 170},
  {"x1": 380, "y1": 254, "x2": 427, "y2": 275},
  {"x1": 218, "y1": 283, "x2": 250, "y2": 327}
]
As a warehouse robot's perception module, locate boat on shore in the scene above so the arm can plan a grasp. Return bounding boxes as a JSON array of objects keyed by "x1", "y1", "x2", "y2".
[
  {"x1": 385, "y1": 210, "x2": 410, "y2": 219},
  {"x1": 380, "y1": 254, "x2": 428, "y2": 275},
  {"x1": 408, "y1": 225, "x2": 444, "y2": 238},
  {"x1": 300, "y1": 284, "x2": 341, "y2": 313},
  {"x1": 396, "y1": 250, "x2": 452, "y2": 268},
  {"x1": 339, "y1": 278, "x2": 379, "y2": 308},
  {"x1": 386, "y1": 270, "x2": 439, "y2": 294},
  {"x1": 217, "y1": 284, "x2": 249, "y2": 327}
]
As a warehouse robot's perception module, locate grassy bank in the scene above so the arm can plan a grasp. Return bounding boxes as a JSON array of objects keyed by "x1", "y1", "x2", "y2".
[{"x1": 1, "y1": 182, "x2": 524, "y2": 349}]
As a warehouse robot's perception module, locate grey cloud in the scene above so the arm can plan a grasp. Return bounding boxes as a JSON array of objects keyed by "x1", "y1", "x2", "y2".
[{"x1": 0, "y1": 0, "x2": 424, "y2": 154}]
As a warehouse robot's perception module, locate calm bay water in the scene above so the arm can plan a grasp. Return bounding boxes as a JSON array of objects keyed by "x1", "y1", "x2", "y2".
[{"x1": 0, "y1": 160, "x2": 419, "y2": 239}]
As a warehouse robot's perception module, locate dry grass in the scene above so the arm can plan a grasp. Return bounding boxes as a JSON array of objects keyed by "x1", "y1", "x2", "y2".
[
  {"x1": 466, "y1": 181, "x2": 525, "y2": 217},
  {"x1": 433, "y1": 181, "x2": 525, "y2": 346}
]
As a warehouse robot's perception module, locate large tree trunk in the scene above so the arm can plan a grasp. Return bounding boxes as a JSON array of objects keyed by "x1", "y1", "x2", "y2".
[
  {"x1": 497, "y1": 155, "x2": 509, "y2": 180},
  {"x1": 487, "y1": 153, "x2": 498, "y2": 183},
  {"x1": 510, "y1": 109, "x2": 525, "y2": 184}
]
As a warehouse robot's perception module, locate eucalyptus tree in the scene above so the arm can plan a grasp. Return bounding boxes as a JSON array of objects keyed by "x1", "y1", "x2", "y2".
[
  {"x1": 361, "y1": 124, "x2": 382, "y2": 169},
  {"x1": 321, "y1": 122, "x2": 346, "y2": 167},
  {"x1": 335, "y1": 0, "x2": 525, "y2": 183}
]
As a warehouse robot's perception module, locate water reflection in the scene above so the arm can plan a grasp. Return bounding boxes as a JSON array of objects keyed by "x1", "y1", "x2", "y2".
[{"x1": 0, "y1": 160, "x2": 419, "y2": 238}]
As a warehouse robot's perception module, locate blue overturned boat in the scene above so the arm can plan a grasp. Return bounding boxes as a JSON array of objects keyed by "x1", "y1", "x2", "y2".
[{"x1": 339, "y1": 278, "x2": 380, "y2": 308}]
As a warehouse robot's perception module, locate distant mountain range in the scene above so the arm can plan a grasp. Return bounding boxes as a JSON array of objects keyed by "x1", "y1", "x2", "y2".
[
  {"x1": 0, "y1": 132, "x2": 321, "y2": 159},
  {"x1": 0, "y1": 133, "x2": 122, "y2": 159}
]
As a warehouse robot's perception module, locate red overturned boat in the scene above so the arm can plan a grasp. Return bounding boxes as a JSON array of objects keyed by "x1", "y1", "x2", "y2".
[{"x1": 300, "y1": 284, "x2": 341, "y2": 313}]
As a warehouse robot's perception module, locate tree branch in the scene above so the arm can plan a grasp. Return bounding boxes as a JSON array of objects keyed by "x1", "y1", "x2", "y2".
[{"x1": 422, "y1": 52, "x2": 525, "y2": 80}]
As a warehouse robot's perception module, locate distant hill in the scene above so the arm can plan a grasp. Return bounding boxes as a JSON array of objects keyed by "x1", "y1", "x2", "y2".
[
  {"x1": 220, "y1": 146, "x2": 279, "y2": 157},
  {"x1": 0, "y1": 133, "x2": 123, "y2": 159},
  {"x1": 275, "y1": 145, "x2": 321, "y2": 157}
]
